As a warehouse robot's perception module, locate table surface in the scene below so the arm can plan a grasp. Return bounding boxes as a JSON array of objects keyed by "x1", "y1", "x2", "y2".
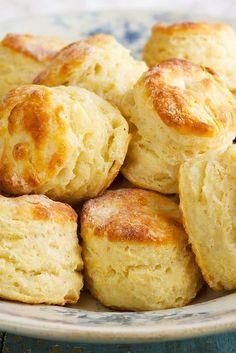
[
  {"x1": 0, "y1": 0, "x2": 235, "y2": 352},
  {"x1": 0, "y1": 332, "x2": 235, "y2": 353}
]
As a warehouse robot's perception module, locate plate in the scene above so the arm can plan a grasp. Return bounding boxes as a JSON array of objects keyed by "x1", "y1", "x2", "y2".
[{"x1": 0, "y1": 10, "x2": 235, "y2": 343}]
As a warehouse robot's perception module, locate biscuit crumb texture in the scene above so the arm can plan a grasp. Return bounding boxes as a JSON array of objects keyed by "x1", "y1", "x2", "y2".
[
  {"x1": 179, "y1": 146, "x2": 236, "y2": 291},
  {"x1": 143, "y1": 22, "x2": 236, "y2": 90},
  {"x1": 0, "y1": 85, "x2": 129, "y2": 204},
  {"x1": 34, "y1": 34, "x2": 147, "y2": 113},
  {"x1": 0, "y1": 33, "x2": 64, "y2": 97},
  {"x1": 81, "y1": 189, "x2": 202, "y2": 311},
  {"x1": 122, "y1": 59, "x2": 236, "y2": 194},
  {"x1": 0, "y1": 194, "x2": 83, "y2": 304}
]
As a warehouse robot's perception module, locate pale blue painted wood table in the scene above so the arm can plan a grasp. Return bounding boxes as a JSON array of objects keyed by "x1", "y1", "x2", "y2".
[{"x1": 0, "y1": 332, "x2": 235, "y2": 352}]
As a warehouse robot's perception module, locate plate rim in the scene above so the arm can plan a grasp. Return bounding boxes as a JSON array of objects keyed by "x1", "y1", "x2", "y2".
[
  {"x1": 0, "y1": 291, "x2": 235, "y2": 342},
  {"x1": 0, "y1": 307, "x2": 235, "y2": 343}
]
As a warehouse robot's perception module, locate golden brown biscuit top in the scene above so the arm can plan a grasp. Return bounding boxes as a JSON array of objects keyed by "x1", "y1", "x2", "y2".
[
  {"x1": 33, "y1": 34, "x2": 124, "y2": 85},
  {"x1": 0, "y1": 194, "x2": 77, "y2": 224},
  {"x1": 84, "y1": 34, "x2": 116, "y2": 46},
  {"x1": 140, "y1": 59, "x2": 236, "y2": 136},
  {"x1": 33, "y1": 40, "x2": 94, "y2": 84},
  {"x1": 81, "y1": 188, "x2": 185, "y2": 244},
  {"x1": 0, "y1": 85, "x2": 74, "y2": 194},
  {"x1": 152, "y1": 22, "x2": 234, "y2": 36},
  {"x1": 2, "y1": 33, "x2": 65, "y2": 62}
]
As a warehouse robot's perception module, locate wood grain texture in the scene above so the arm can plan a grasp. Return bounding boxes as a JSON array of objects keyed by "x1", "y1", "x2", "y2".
[
  {"x1": 0, "y1": 332, "x2": 4, "y2": 352},
  {"x1": 1, "y1": 332, "x2": 236, "y2": 353}
]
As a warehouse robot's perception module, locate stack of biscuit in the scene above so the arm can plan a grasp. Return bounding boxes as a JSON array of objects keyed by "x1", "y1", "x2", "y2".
[{"x1": 0, "y1": 22, "x2": 235, "y2": 311}]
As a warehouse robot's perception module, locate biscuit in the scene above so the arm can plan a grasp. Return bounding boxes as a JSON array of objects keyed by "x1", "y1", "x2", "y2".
[
  {"x1": 143, "y1": 22, "x2": 236, "y2": 90},
  {"x1": 0, "y1": 194, "x2": 83, "y2": 304},
  {"x1": 0, "y1": 33, "x2": 65, "y2": 97},
  {"x1": 81, "y1": 188, "x2": 202, "y2": 311},
  {"x1": 121, "y1": 59, "x2": 236, "y2": 194},
  {"x1": 33, "y1": 34, "x2": 147, "y2": 113},
  {"x1": 0, "y1": 85, "x2": 129, "y2": 204},
  {"x1": 179, "y1": 146, "x2": 236, "y2": 291}
]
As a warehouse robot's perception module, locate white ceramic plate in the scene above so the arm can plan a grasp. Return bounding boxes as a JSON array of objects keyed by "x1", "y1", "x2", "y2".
[{"x1": 0, "y1": 10, "x2": 235, "y2": 343}]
